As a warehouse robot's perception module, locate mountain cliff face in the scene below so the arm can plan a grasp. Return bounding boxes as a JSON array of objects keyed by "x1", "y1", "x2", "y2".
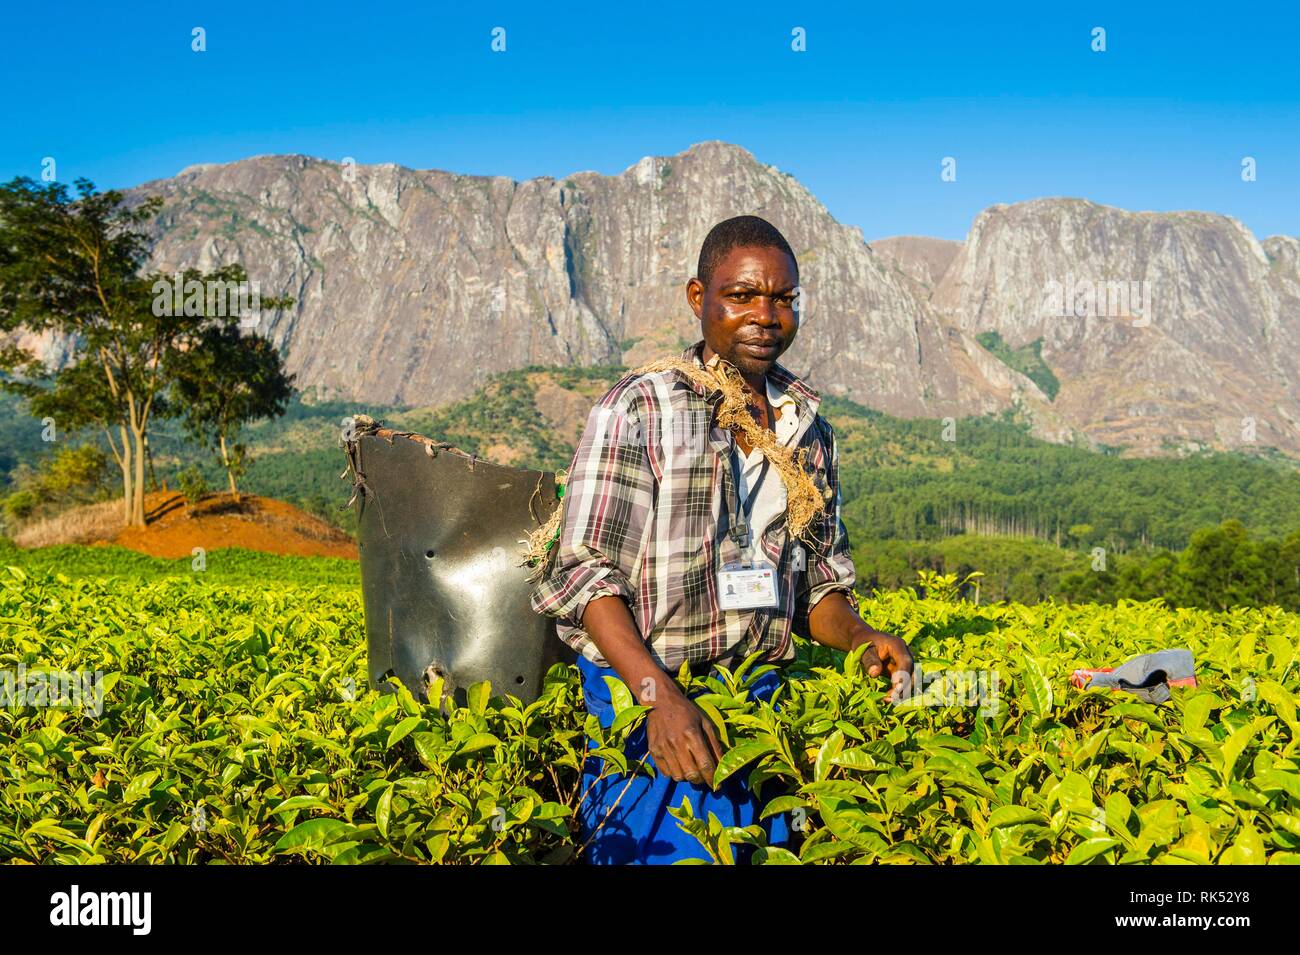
[
  {"x1": 104, "y1": 143, "x2": 1298, "y2": 457},
  {"x1": 869, "y1": 236, "x2": 962, "y2": 295},
  {"x1": 930, "y1": 199, "x2": 1300, "y2": 454},
  {"x1": 132, "y1": 143, "x2": 988, "y2": 418}
]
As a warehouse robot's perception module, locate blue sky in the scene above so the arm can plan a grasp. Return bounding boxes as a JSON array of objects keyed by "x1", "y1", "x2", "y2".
[{"x1": 3, "y1": 1, "x2": 1296, "y2": 241}]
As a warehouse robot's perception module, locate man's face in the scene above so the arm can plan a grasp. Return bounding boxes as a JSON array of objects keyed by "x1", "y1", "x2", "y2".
[{"x1": 687, "y1": 244, "x2": 799, "y2": 378}]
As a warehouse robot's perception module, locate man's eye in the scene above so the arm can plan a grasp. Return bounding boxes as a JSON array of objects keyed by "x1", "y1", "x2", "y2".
[{"x1": 729, "y1": 292, "x2": 753, "y2": 302}]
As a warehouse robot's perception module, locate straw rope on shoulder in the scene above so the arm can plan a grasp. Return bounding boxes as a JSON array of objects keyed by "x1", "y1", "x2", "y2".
[{"x1": 521, "y1": 354, "x2": 827, "y2": 578}]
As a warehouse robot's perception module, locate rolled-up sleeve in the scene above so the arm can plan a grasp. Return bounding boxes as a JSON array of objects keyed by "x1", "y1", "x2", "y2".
[
  {"x1": 793, "y1": 423, "x2": 857, "y2": 635},
  {"x1": 529, "y1": 394, "x2": 655, "y2": 633}
]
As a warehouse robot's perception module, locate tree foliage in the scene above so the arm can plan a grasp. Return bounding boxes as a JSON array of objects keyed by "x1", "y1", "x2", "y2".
[
  {"x1": 0, "y1": 176, "x2": 292, "y2": 525},
  {"x1": 169, "y1": 323, "x2": 294, "y2": 501}
]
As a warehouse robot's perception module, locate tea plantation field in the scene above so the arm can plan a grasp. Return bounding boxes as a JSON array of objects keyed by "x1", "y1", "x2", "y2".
[{"x1": 1, "y1": 545, "x2": 1298, "y2": 864}]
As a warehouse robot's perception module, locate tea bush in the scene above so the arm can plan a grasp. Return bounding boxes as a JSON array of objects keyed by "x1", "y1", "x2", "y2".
[
  {"x1": 0, "y1": 539, "x2": 359, "y2": 586},
  {"x1": 1, "y1": 559, "x2": 1296, "y2": 864}
]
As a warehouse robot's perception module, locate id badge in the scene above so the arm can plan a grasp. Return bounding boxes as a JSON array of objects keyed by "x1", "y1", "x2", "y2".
[{"x1": 717, "y1": 560, "x2": 779, "y2": 610}]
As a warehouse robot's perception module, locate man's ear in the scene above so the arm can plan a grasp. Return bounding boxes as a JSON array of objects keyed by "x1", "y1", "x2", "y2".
[{"x1": 686, "y1": 276, "x2": 704, "y2": 320}]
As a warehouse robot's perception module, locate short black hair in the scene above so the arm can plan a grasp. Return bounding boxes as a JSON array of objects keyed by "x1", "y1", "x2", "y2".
[{"x1": 696, "y1": 215, "x2": 797, "y2": 287}]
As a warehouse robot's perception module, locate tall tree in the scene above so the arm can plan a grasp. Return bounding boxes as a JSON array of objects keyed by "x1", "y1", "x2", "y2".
[
  {"x1": 169, "y1": 323, "x2": 294, "y2": 502},
  {"x1": 1174, "y1": 520, "x2": 1265, "y2": 611},
  {"x1": 0, "y1": 176, "x2": 289, "y2": 526}
]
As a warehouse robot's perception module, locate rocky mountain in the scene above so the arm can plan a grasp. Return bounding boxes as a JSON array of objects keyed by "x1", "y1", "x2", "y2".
[
  {"x1": 129, "y1": 143, "x2": 1001, "y2": 421},
  {"x1": 32, "y1": 141, "x2": 1297, "y2": 457},
  {"x1": 869, "y1": 236, "x2": 962, "y2": 295},
  {"x1": 929, "y1": 199, "x2": 1300, "y2": 454}
]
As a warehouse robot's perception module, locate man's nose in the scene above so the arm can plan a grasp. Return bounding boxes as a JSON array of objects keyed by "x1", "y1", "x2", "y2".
[{"x1": 750, "y1": 296, "x2": 779, "y2": 325}]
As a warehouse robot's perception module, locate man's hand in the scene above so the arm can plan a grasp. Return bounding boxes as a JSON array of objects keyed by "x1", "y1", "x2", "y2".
[
  {"x1": 807, "y1": 591, "x2": 914, "y2": 700},
  {"x1": 578, "y1": 596, "x2": 725, "y2": 787},
  {"x1": 645, "y1": 685, "x2": 725, "y2": 787},
  {"x1": 850, "y1": 629, "x2": 915, "y2": 702}
]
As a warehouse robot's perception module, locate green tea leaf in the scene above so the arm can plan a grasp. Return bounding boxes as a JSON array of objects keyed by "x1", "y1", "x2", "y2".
[
  {"x1": 603, "y1": 675, "x2": 634, "y2": 716},
  {"x1": 1065, "y1": 837, "x2": 1119, "y2": 865},
  {"x1": 989, "y1": 806, "x2": 1049, "y2": 829},
  {"x1": 274, "y1": 819, "x2": 358, "y2": 855},
  {"x1": 714, "y1": 740, "x2": 777, "y2": 788},
  {"x1": 1021, "y1": 656, "x2": 1053, "y2": 720}
]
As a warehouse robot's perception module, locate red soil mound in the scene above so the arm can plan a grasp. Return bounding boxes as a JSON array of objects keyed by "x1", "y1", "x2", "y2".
[{"x1": 107, "y1": 492, "x2": 358, "y2": 560}]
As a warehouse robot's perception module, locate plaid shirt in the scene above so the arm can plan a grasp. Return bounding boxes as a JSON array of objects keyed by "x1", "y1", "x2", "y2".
[{"x1": 530, "y1": 340, "x2": 856, "y2": 672}]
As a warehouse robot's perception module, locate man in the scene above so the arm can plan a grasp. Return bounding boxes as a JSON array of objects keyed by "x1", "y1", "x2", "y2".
[{"x1": 530, "y1": 215, "x2": 913, "y2": 864}]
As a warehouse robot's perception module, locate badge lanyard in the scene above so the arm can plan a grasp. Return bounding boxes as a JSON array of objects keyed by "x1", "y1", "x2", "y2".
[
  {"x1": 726, "y1": 440, "x2": 769, "y2": 561},
  {"x1": 719, "y1": 441, "x2": 779, "y2": 612}
]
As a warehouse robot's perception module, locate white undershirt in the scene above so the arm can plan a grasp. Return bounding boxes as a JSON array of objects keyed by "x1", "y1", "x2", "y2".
[{"x1": 707, "y1": 356, "x2": 800, "y2": 553}]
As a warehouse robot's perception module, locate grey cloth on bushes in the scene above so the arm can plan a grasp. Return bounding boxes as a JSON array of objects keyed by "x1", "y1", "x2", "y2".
[{"x1": 1080, "y1": 649, "x2": 1195, "y2": 704}]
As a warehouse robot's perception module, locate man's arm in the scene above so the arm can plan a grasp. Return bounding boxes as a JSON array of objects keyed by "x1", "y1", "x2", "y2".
[
  {"x1": 807, "y1": 591, "x2": 913, "y2": 700},
  {"x1": 531, "y1": 393, "x2": 723, "y2": 786},
  {"x1": 529, "y1": 400, "x2": 651, "y2": 626},
  {"x1": 581, "y1": 595, "x2": 723, "y2": 786}
]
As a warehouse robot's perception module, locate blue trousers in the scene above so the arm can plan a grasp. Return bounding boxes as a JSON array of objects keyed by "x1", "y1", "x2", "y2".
[{"x1": 574, "y1": 654, "x2": 792, "y2": 865}]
